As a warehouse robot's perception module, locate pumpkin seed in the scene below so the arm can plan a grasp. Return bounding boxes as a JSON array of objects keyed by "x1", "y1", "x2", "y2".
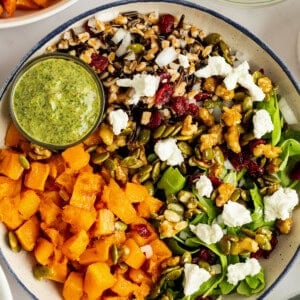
[
  {"x1": 203, "y1": 32, "x2": 221, "y2": 45},
  {"x1": 86, "y1": 145, "x2": 97, "y2": 153},
  {"x1": 104, "y1": 158, "x2": 116, "y2": 171},
  {"x1": 167, "y1": 203, "x2": 184, "y2": 214},
  {"x1": 92, "y1": 152, "x2": 110, "y2": 164},
  {"x1": 138, "y1": 170, "x2": 151, "y2": 183},
  {"x1": 176, "y1": 134, "x2": 193, "y2": 141},
  {"x1": 163, "y1": 267, "x2": 183, "y2": 281},
  {"x1": 147, "y1": 153, "x2": 158, "y2": 163},
  {"x1": 162, "y1": 125, "x2": 177, "y2": 138},
  {"x1": 169, "y1": 124, "x2": 183, "y2": 137},
  {"x1": 242, "y1": 96, "x2": 253, "y2": 112},
  {"x1": 213, "y1": 147, "x2": 224, "y2": 164},
  {"x1": 219, "y1": 40, "x2": 232, "y2": 64},
  {"x1": 138, "y1": 128, "x2": 151, "y2": 144},
  {"x1": 151, "y1": 161, "x2": 161, "y2": 182},
  {"x1": 110, "y1": 244, "x2": 119, "y2": 264},
  {"x1": 33, "y1": 265, "x2": 54, "y2": 280},
  {"x1": 219, "y1": 236, "x2": 231, "y2": 255},
  {"x1": 202, "y1": 148, "x2": 214, "y2": 161},
  {"x1": 181, "y1": 251, "x2": 192, "y2": 264},
  {"x1": 121, "y1": 156, "x2": 144, "y2": 168},
  {"x1": 177, "y1": 141, "x2": 193, "y2": 156},
  {"x1": 7, "y1": 231, "x2": 21, "y2": 253},
  {"x1": 18, "y1": 154, "x2": 30, "y2": 170},
  {"x1": 231, "y1": 189, "x2": 241, "y2": 202},
  {"x1": 128, "y1": 43, "x2": 145, "y2": 54},
  {"x1": 263, "y1": 174, "x2": 279, "y2": 183},
  {"x1": 143, "y1": 180, "x2": 155, "y2": 196},
  {"x1": 255, "y1": 234, "x2": 271, "y2": 251},
  {"x1": 153, "y1": 125, "x2": 166, "y2": 139}
]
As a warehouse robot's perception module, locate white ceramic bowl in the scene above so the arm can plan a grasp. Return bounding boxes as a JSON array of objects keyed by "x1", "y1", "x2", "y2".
[
  {"x1": 0, "y1": 0, "x2": 79, "y2": 29},
  {"x1": 0, "y1": 1, "x2": 299, "y2": 299}
]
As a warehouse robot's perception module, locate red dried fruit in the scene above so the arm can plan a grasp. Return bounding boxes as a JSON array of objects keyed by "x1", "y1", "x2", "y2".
[
  {"x1": 208, "y1": 175, "x2": 222, "y2": 188},
  {"x1": 158, "y1": 71, "x2": 171, "y2": 83},
  {"x1": 194, "y1": 92, "x2": 212, "y2": 102},
  {"x1": 197, "y1": 246, "x2": 217, "y2": 265},
  {"x1": 90, "y1": 53, "x2": 109, "y2": 73},
  {"x1": 289, "y1": 162, "x2": 300, "y2": 180},
  {"x1": 158, "y1": 14, "x2": 175, "y2": 34},
  {"x1": 249, "y1": 139, "x2": 266, "y2": 154},
  {"x1": 132, "y1": 224, "x2": 151, "y2": 238},
  {"x1": 155, "y1": 83, "x2": 174, "y2": 106},
  {"x1": 171, "y1": 96, "x2": 189, "y2": 116},
  {"x1": 188, "y1": 103, "x2": 199, "y2": 117},
  {"x1": 247, "y1": 159, "x2": 264, "y2": 177},
  {"x1": 147, "y1": 110, "x2": 163, "y2": 129}
]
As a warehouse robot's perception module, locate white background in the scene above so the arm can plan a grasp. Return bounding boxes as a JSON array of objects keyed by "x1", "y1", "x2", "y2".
[{"x1": 0, "y1": 0, "x2": 299, "y2": 299}]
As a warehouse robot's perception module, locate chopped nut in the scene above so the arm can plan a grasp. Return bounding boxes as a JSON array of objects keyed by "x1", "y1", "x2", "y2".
[
  {"x1": 253, "y1": 144, "x2": 282, "y2": 158},
  {"x1": 215, "y1": 83, "x2": 235, "y2": 101},
  {"x1": 224, "y1": 125, "x2": 241, "y2": 153},
  {"x1": 276, "y1": 218, "x2": 293, "y2": 234},
  {"x1": 216, "y1": 183, "x2": 235, "y2": 207},
  {"x1": 257, "y1": 76, "x2": 272, "y2": 94},
  {"x1": 198, "y1": 107, "x2": 215, "y2": 127},
  {"x1": 222, "y1": 106, "x2": 242, "y2": 126}
]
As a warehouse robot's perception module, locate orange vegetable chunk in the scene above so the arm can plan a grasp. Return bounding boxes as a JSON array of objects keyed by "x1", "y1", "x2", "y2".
[
  {"x1": 124, "y1": 182, "x2": 149, "y2": 203},
  {"x1": 34, "y1": 237, "x2": 54, "y2": 265},
  {"x1": 2, "y1": 0, "x2": 17, "y2": 17},
  {"x1": 0, "y1": 149, "x2": 24, "y2": 180},
  {"x1": 94, "y1": 208, "x2": 115, "y2": 236},
  {"x1": 84, "y1": 262, "x2": 116, "y2": 299},
  {"x1": 18, "y1": 189, "x2": 40, "y2": 220},
  {"x1": 0, "y1": 176, "x2": 21, "y2": 198},
  {"x1": 70, "y1": 172, "x2": 102, "y2": 210},
  {"x1": 62, "y1": 205, "x2": 97, "y2": 232},
  {"x1": 4, "y1": 122, "x2": 25, "y2": 148},
  {"x1": 15, "y1": 215, "x2": 40, "y2": 251},
  {"x1": 62, "y1": 230, "x2": 89, "y2": 260},
  {"x1": 62, "y1": 272, "x2": 84, "y2": 300},
  {"x1": 39, "y1": 192, "x2": 61, "y2": 227},
  {"x1": 46, "y1": 256, "x2": 68, "y2": 283},
  {"x1": 24, "y1": 161, "x2": 50, "y2": 191},
  {"x1": 123, "y1": 238, "x2": 146, "y2": 269},
  {"x1": 0, "y1": 195, "x2": 23, "y2": 230},
  {"x1": 137, "y1": 195, "x2": 164, "y2": 218},
  {"x1": 150, "y1": 238, "x2": 172, "y2": 262},
  {"x1": 102, "y1": 179, "x2": 138, "y2": 224},
  {"x1": 62, "y1": 144, "x2": 90, "y2": 171},
  {"x1": 111, "y1": 273, "x2": 138, "y2": 297}
]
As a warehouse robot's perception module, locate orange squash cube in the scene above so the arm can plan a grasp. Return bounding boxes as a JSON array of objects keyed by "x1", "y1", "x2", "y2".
[
  {"x1": 24, "y1": 161, "x2": 50, "y2": 191},
  {"x1": 123, "y1": 238, "x2": 146, "y2": 269},
  {"x1": 62, "y1": 272, "x2": 84, "y2": 300}
]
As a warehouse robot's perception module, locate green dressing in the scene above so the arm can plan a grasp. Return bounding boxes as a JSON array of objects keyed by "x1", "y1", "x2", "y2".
[{"x1": 11, "y1": 56, "x2": 104, "y2": 148}]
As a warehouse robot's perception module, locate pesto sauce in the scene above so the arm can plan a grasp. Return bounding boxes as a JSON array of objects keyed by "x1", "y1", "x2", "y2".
[{"x1": 12, "y1": 57, "x2": 102, "y2": 147}]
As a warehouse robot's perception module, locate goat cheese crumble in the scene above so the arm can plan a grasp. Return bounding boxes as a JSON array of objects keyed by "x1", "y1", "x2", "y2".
[
  {"x1": 264, "y1": 187, "x2": 299, "y2": 222},
  {"x1": 227, "y1": 258, "x2": 261, "y2": 286},
  {"x1": 154, "y1": 138, "x2": 184, "y2": 166},
  {"x1": 195, "y1": 175, "x2": 213, "y2": 198},
  {"x1": 252, "y1": 109, "x2": 274, "y2": 139},
  {"x1": 108, "y1": 109, "x2": 129, "y2": 135},
  {"x1": 221, "y1": 200, "x2": 252, "y2": 227},
  {"x1": 183, "y1": 263, "x2": 211, "y2": 296},
  {"x1": 190, "y1": 223, "x2": 224, "y2": 244}
]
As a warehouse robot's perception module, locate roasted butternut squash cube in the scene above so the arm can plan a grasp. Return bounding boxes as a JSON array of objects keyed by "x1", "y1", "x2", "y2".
[
  {"x1": 24, "y1": 161, "x2": 50, "y2": 191},
  {"x1": 62, "y1": 272, "x2": 84, "y2": 300},
  {"x1": 0, "y1": 149, "x2": 24, "y2": 180},
  {"x1": 62, "y1": 230, "x2": 89, "y2": 260}
]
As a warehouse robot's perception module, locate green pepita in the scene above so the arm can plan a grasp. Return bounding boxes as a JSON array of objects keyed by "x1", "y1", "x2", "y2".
[
  {"x1": 153, "y1": 125, "x2": 166, "y2": 139},
  {"x1": 33, "y1": 265, "x2": 54, "y2": 280},
  {"x1": 92, "y1": 152, "x2": 110, "y2": 165},
  {"x1": 138, "y1": 128, "x2": 151, "y2": 144},
  {"x1": 7, "y1": 231, "x2": 21, "y2": 253},
  {"x1": 203, "y1": 32, "x2": 221, "y2": 45},
  {"x1": 18, "y1": 154, "x2": 30, "y2": 170}
]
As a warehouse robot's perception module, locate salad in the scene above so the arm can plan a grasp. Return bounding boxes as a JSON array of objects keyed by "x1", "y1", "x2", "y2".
[{"x1": 2, "y1": 8, "x2": 300, "y2": 300}]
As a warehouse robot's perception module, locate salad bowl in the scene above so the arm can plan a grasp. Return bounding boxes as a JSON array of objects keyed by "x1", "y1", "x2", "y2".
[{"x1": 0, "y1": 1, "x2": 299, "y2": 299}]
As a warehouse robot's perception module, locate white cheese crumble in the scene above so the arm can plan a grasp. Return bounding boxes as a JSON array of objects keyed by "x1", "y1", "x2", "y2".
[
  {"x1": 108, "y1": 109, "x2": 129, "y2": 135},
  {"x1": 227, "y1": 258, "x2": 261, "y2": 286},
  {"x1": 195, "y1": 175, "x2": 213, "y2": 198},
  {"x1": 154, "y1": 138, "x2": 184, "y2": 166},
  {"x1": 194, "y1": 58, "x2": 265, "y2": 101},
  {"x1": 264, "y1": 187, "x2": 299, "y2": 222},
  {"x1": 183, "y1": 263, "x2": 211, "y2": 296},
  {"x1": 116, "y1": 74, "x2": 160, "y2": 105},
  {"x1": 252, "y1": 109, "x2": 274, "y2": 139},
  {"x1": 190, "y1": 223, "x2": 224, "y2": 245},
  {"x1": 221, "y1": 200, "x2": 252, "y2": 227},
  {"x1": 194, "y1": 56, "x2": 232, "y2": 78},
  {"x1": 155, "y1": 47, "x2": 178, "y2": 68}
]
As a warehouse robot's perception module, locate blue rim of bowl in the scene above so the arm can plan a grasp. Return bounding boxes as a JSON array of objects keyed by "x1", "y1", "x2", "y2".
[{"x1": 0, "y1": 0, "x2": 299, "y2": 299}]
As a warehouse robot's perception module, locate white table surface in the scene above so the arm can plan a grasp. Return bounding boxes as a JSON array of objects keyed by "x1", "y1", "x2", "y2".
[{"x1": 0, "y1": 0, "x2": 299, "y2": 299}]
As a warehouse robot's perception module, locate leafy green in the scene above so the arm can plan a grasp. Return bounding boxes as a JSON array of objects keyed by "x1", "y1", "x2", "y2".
[{"x1": 256, "y1": 91, "x2": 282, "y2": 145}]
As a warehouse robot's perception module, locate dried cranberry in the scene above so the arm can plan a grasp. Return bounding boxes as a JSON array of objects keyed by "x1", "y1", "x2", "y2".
[
  {"x1": 247, "y1": 159, "x2": 264, "y2": 177},
  {"x1": 155, "y1": 83, "x2": 174, "y2": 106},
  {"x1": 208, "y1": 175, "x2": 222, "y2": 188},
  {"x1": 90, "y1": 53, "x2": 109, "y2": 73},
  {"x1": 197, "y1": 246, "x2": 217, "y2": 265},
  {"x1": 157, "y1": 71, "x2": 171, "y2": 83},
  {"x1": 227, "y1": 151, "x2": 245, "y2": 171},
  {"x1": 147, "y1": 110, "x2": 163, "y2": 129},
  {"x1": 289, "y1": 162, "x2": 300, "y2": 180},
  {"x1": 132, "y1": 224, "x2": 151, "y2": 238},
  {"x1": 249, "y1": 139, "x2": 266, "y2": 154},
  {"x1": 196, "y1": 297, "x2": 214, "y2": 300},
  {"x1": 188, "y1": 103, "x2": 199, "y2": 117},
  {"x1": 171, "y1": 96, "x2": 189, "y2": 116},
  {"x1": 194, "y1": 92, "x2": 212, "y2": 102},
  {"x1": 158, "y1": 14, "x2": 175, "y2": 34}
]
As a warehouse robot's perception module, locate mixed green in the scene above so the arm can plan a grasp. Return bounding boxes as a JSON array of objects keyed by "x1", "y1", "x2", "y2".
[{"x1": 45, "y1": 10, "x2": 300, "y2": 299}]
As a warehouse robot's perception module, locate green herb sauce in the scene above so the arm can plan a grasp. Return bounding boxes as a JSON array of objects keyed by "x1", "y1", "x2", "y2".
[{"x1": 12, "y1": 57, "x2": 103, "y2": 147}]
